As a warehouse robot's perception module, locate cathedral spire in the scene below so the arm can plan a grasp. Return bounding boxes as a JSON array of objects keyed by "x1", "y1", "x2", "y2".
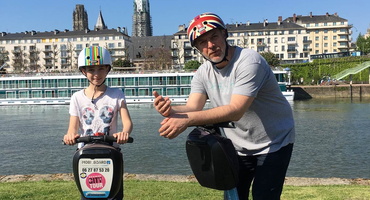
[{"x1": 94, "y1": 9, "x2": 107, "y2": 31}]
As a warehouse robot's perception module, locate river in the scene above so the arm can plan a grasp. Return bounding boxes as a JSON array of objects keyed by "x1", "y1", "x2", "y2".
[{"x1": 0, "y1": 98, "x2": 369, "y2": 179}]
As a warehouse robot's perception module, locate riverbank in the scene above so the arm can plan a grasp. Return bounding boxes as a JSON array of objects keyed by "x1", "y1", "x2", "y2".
[
  {"x1": 1, "y1": 173, "x2": 369, "y2": 186},
  {"x1": 291, "y1": 84, "x2": 370, "y2": 100}
]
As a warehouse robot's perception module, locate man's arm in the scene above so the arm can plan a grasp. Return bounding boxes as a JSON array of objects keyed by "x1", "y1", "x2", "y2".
[
  {"x1": 159, "y1": 94, "x2": 254, "y2": 139},
  {"x1": 153, "y1": 91, "x2": 207, "y2": 116}
]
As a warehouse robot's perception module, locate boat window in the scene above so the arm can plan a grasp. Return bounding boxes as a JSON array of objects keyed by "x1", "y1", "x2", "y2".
[
  {"x1": 138, "y1": 88, "x2": 149, "y2": 96},
  {"x1": 58, "y1": 79, "x2": 69, "y2": 87},
  {"x1": 31, "y1": 90, "x2": 42, "y2": 98},
  {"x1": 166, "y1": 88, "x2": 177, "y2": 95},
  {"x1": 167, "y1": 76, "x2": 177, "y2": 85},
  {"x1": 152, "y1": 88, "x2": 163, "y2": 94},
  {"x1": 110, "y1": 78, "x2": 121, "y2": 86},
  {"x1": 6, "y1": 91, "x2": 16, "y2": 99},
  {"x1": 58, "y1": 90, "x2": 69, "y2": 98},
  {"x1": 19, "y1": 80, "x2": 28, "y2": 88},
  {"x1": 44, "y1": 79, "x2": 57, "y2": 88},
  {"x1": 152, "y1": 77, "x2": 163, "y2": 85},
  {"x1": 31, "y1": 80, "x2": 41, "y2": 88},
  {"x1": 180, "y1": 76, "x2": 192, "y2": 85},
  {"x1": 82, "y1": 79, "x2": 89, "y2": 87},
  {"x1": 45, "y1": 90, "x2": 55, "y2": 98},
  {"x1": 180, "y1": 87, "x2": 191, "y2": 95},
  {"x1": 125, "y1": 77, "x2": 135, "y2": 86},
  {"x1": 3, "y1": 80, "x2": 17, "y2": 89},
  {"x1": 124, "y1": 88, "x2": 135, "y2": 96},
  {"x1": 19, "y1": 91, "x2": 29, "y2": 98},
  {"x1": 71, "y1": 79, "x2": 81, "y2": 87},
  {"x1": 138, "y1": 77, "x2": 149, "y2": 86}
]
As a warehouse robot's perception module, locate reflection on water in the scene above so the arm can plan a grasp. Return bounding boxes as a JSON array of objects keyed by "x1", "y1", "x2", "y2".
[{"x1": 0, "y1": 98, "x2": 369, "y2": 179}]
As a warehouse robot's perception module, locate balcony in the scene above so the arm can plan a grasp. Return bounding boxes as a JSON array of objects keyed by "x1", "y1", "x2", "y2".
[{"x1": 287, "y1": 48, "x2": 296, "y2": 52}]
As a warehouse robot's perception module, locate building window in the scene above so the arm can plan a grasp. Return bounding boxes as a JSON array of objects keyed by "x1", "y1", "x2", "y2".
[
  {"x1": 76, "y1": 44, "x2": 83, "y2": 50},
  {"x1": 288, "y1": 37, "x2": 295, "y2": 42}
]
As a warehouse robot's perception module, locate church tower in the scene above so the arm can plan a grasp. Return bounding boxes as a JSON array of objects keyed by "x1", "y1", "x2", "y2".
[
  {"x1": 132, "y1": 0, "x2": 153, "y2": 37},
  {"x1": 73, "y1": 4, "x2": 89, "y2": 31},
  {"x1": 94, "y1": 10, "x2": 108, "y2": 30}
]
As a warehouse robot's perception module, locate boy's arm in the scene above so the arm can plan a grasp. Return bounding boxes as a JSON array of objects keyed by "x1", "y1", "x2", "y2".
[
  {"x1": 115, "y1": 100, "x2": 133, "y2": 143},
  {"x1": 63, "y1": 116, "x2": 80, "y2": 145}
]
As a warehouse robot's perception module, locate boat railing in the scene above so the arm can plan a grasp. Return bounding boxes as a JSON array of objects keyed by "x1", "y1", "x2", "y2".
[{"x1": 0, "y1": 70, "x2": 195, "y2": 78}]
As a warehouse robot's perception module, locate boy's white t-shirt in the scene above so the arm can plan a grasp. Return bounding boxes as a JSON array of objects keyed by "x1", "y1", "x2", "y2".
[{"x1": 69, "y1": 87, "x2": 126, "y2": 148}]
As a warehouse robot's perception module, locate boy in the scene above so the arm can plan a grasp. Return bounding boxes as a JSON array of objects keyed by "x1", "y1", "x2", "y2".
[{"x1": 63, "y1": 46, "x2": 133, "y2": 200}]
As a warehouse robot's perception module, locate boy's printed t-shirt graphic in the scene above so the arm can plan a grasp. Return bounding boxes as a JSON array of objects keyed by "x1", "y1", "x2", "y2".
[
  {"x1": 69, "y1": 87, "x2": 126, "y2": 149},
  {"x1": 82, "y1": 105, "x2": 115, "y2": 136}
]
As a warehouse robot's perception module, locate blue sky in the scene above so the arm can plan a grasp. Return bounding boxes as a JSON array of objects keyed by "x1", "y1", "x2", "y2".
[{"x1": 1, "y1": 0, "x2": 370, "y2": 40}]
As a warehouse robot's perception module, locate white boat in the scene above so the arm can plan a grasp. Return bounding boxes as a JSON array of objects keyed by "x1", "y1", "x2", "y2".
[{"x1": 0, "y1": 71, "x2": 294, "y2": 106}]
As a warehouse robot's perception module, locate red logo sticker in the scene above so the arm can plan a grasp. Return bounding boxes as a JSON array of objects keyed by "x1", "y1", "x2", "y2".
[{"x1": 86, "y1": 173, "x2": 106, "y2": 190}]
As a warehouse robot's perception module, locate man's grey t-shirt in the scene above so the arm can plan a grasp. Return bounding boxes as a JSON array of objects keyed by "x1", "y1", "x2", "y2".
[{"x1": 191, "y1": 47, "x2": 295, "y2": 156}]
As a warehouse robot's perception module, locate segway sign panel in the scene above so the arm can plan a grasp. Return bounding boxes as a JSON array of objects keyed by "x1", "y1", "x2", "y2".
[{"x1": 78, "y1": 158, "x2": 114, "y2": 198}]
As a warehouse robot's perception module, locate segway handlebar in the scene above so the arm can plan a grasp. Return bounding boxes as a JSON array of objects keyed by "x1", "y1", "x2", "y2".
[
  {"x1": 200, "y1": 121, "x2": 235, "y2": 128},
  {"x1": 76, "y1": 135, "x2": 134, "y2": 143},
  {"x1": 63, "y1": 135, "x2": 134, "y2": 145}
]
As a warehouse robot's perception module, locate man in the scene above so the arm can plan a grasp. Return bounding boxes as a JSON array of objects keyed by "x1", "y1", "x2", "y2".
[{"x1": 153, "y1": 13, "x2": 295, "y2": 200}]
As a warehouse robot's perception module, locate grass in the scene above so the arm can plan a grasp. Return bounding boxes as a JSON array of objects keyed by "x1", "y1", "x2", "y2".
[{"x1": 0, "y1": 180, "x2": 369, "y2": 200}]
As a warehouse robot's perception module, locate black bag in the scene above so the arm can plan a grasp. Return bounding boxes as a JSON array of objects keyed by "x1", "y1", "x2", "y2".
[{"x1": 186, "y1": 127, "x2": 239, "y2": 190}]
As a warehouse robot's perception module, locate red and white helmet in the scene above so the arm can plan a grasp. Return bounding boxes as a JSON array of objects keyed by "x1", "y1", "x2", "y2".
[
  {"x1": 78, "y1": 46, "x2": 112, "y2": 70},
  {"x1": 187, "y1": 13, "x2": 227, "y2": 47}
]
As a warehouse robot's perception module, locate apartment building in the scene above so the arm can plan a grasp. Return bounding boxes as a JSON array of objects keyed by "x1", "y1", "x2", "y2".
[
  {"x1": 284, "y1": 12, "x2": 352, "y2": 55},
  {"x1": 0, "y1": 28, "x2": 131, "y2": 73},
  {"x1": 171, "y1": 12, "x2": 353, "y2": 66}
]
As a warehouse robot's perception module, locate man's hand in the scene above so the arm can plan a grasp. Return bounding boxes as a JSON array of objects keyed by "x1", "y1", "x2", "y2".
[
  {"x1": 153, "y1": 91, "x2": 172, "y2": 117},
  {"x1": 158, "y1": 114, "x2": 189, "y2": 139}
]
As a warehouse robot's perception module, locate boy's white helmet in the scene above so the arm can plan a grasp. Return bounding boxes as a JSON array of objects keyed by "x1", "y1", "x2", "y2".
[{"x1": 78, "y1": 46, "x2": 112, "y2": 70}]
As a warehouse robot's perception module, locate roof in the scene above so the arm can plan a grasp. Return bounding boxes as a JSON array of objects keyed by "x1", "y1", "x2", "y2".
[
  {"x1": 0, "y1": 28, "x2": 129, "y2": 40},
  {"x1": 284, "y1": 13, "x2": 348, "y2": 24},
  {"x1": 226, "y1": 21, "x2": 305, "y2": 32},
  {"x1": 131, "y1": 35, "x2": 173, "y2": 58}
]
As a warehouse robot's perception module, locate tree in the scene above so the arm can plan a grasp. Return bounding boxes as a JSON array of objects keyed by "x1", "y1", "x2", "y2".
[
  {"x1": 260, "y1": 51, "x2": 280, "y2": 66},
  {"x1": 12, "y1": 46, "x2": 27, "y2": 72},
  {"x1": 184, "y1": 60, "x2": 201, "y2": 70},
  {"x1": 28, "y1": 44, "x2": 40, "y2": 72},
  {"x1": 356, "y1": 34, "x2": 370, "y2": 55},
  {"x1": 113, "y1": 59, "x2": 132, "y2": 68}
]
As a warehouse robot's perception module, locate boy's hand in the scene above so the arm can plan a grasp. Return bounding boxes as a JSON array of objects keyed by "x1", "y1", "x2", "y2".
[
  {"x1": 113, "y1": 132, "x2": 130, "y2": 144},
  {"x1": 153, "y1": 91, "x2": 172, "y2": 117},
  {"x1": 63, "y1": 133, "x2": 80, "y2": 145}
]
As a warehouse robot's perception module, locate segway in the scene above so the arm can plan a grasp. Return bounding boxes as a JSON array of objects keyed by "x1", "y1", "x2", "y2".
[
  {"x1": 67, "y1": 134, "x2": 133, "y2": 199},
  {"x1": 185, "y1": 122, "x2": 239, "y2": 200}
]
